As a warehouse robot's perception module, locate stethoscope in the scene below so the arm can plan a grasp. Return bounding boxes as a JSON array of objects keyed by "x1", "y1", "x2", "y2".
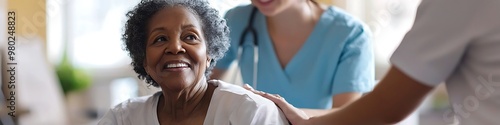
[{"x1": 237, "y1": 7, "x2": 259, "y2": 88}]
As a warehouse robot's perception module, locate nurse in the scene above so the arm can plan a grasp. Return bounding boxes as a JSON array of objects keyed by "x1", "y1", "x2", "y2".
[
  {"x1": 211, "y1": 0, "x2": 375, "y2": 115},
  {"x1": 246, "y1": 0, "x2": 500, "y2": 124}
]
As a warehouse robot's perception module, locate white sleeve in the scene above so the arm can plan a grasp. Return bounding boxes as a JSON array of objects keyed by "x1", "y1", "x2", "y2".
[
  {"x1": 229, "y1": 96, "x2": 289, "y2": 125},
  {"x1": 98, "y1": 109, "x2": 118, "y2": 125},
  {"x1": 390, "y1": 0, "x2": 479, "y2": 86}
]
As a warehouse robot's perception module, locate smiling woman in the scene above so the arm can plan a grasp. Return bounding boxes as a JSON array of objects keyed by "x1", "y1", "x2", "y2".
[
  {"x1": 97, "y1": 0, "x2": 288, "y2": 125},
  {"x1": 144, "y1": 7, "x2": 211, "y2": 92}
]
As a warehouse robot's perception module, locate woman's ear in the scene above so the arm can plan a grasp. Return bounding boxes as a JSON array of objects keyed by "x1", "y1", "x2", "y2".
[
  {"x1": 206, "y1": 57, "x2": 212, "y2": 69},
  {"x1": 143, "y1": 60, "x2": 149, "y2": 74}
]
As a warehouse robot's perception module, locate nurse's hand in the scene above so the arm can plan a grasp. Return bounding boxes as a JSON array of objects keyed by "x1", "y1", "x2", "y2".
[{"x1": 243, "y1": 84, "x2": 310, "y2": 125}]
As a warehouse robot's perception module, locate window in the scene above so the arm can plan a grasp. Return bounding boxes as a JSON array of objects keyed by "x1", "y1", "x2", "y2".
[{"x1": 48, "y1": 0, "x2": 250, "y2": 69}]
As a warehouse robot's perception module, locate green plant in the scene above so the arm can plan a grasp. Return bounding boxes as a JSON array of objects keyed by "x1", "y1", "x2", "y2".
[{"x1": 56, "y1": 46, "x2": 92, "y2": 95}]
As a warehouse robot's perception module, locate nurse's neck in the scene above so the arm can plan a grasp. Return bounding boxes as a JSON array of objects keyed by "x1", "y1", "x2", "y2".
[{"x1": 266, "y1": 1, "x2": 324, "y2": 33}]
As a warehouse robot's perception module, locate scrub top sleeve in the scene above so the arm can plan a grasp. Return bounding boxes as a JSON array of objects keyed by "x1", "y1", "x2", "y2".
[
  {"x1": 331, "y1": 27, "x2": 375, "y2": 96},
  {"x1": 214, "y1": 8, "x2": 239, "y2": 70},
  {"x1": 390, "y1": 0, "x2": 473, "y2": 86}
]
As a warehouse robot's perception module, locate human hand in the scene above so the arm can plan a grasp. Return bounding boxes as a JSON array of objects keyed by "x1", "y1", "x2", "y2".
[{"x1": 243, "y1": 84, "x2": 310, "y2": 125}]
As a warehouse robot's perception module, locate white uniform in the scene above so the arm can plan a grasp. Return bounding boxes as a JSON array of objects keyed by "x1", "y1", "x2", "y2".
[
  {"x1": 390, "y1": 0, "x2": 500, "y2": 124},
  {"x1": 98, "y1": 80, "x2": 288, "y2": 125}
]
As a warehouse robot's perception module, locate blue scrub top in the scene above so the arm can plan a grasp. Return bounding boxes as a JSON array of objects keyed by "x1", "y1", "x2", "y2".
[{"x1": 216, "y1": 5, "x2": 375, "y2": 109}]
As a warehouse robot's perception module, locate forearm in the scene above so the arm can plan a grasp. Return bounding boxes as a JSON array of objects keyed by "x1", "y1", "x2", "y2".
[
  {"x1": 312, "y1": 92, "x2": 412, "y2": 125},
  {"x1": 299, "y1": 92, "x2": 362, "y2": 120},
  {"x1": 300, "y1": 108, "x2": 340, "y2": 117},
  {"x1": 307, "y1": 67, "x2": 434, "y2": 125}
]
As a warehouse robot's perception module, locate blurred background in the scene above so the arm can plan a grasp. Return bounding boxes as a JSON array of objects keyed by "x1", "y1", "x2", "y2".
[{"x1": 0, "y1": 0, "x2": 450, "y2": 124}]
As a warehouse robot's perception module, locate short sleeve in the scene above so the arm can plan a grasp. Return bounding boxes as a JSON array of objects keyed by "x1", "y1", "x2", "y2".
[
  {"x1": 229, "y1": 96, "x2": 289, "y2": 125},
  {"x1": 331, "y1": 27, "x2": 375, "y2": 96},
  {"x1": 215, "y1": 8, "x2": 239, "y2": 70},
  {"x1": 98, "y1": 109, "x2": 118, "y2": 125},
  {"x1": 390, "y1": 0, "x2": 476, "y2": 86}
]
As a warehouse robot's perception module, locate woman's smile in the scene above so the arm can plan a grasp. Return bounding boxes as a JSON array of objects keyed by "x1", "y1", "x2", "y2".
[
  {"x1": 162, "y1": 60, "x2": 191, "y2": 72},
  {"x1": 143, "y1": 7, "x2": 210, "y2": 91},
  {"x1": 257, "y1": 0, "x2": 274, "y2": 5}
]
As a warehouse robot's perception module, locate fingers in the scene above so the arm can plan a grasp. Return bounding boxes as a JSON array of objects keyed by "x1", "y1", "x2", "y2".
[
  {"x1": 260, "y1": 93, "x2": 286, "y2": 105},
  {"x1": 242, "y1": 84, "x2": 310, "y2": 124},
  {"x1": 244, "y1": 84, "x2": 265, "y2": 95},
  {"x1": 246, "y1": 88, "x2": 291, "y2": 110},
  {"x1": 259, "y1": 92, "x2": 310, "y2": 124},
  {"x1": 244, "y1": 84, "x2": 285, "y2": 104},
  {"x1": 261, "y1": 94, "x2": 292, "y2": 111},
  {"x1": 243, "y1": 84, "x2": 254, "y2": 91}
]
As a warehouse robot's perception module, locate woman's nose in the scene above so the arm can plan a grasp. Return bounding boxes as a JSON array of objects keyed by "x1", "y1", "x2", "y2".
[{"x1": 164, "y1": 39, "x2": 186, "y2": 54}]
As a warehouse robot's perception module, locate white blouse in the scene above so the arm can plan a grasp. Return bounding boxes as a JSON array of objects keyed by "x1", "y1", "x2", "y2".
[{"x1": 98, "y1": 80, "x2": 288, "y2": 125}]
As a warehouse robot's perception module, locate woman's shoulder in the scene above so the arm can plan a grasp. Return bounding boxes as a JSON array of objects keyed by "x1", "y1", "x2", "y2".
[
  {"x1": 207, "y1": 80, "x2": 288, "y2": 125},
  {"x1": 109, "y1": 92, "x2": 161, "y2": 114},
  {"x1": 316, "y1": 6, "x2": 371, "y2": 40},
  {"x1": 224, "y1": 4, "x2": 254, "y2": 18},
  {"x1": 223, "y1": 4, "x2": 255, "y2": 25},
  {"x1": 209, "y1": 80, "x2": 274, "y2": 106},
  {"x1": 209, "y1": 80, "x2": 258, "y2": 98},
  {"x1": 322, "y1": 6, "x2": 367, "y2": 30},
  {"x1": 99, "y1": 92, "x2": 161, "y2": 125}
]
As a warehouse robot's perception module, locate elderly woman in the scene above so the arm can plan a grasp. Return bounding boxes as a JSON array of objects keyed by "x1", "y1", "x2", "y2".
[{"x1": 97, "y1": 0, "x2": 288, "y2": 125}]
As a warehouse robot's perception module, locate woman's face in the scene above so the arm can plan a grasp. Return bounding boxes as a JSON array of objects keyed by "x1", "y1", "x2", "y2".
[
  {"x1": 144, "y1": 7, "x2": 210, "y2": 91},
  {"x1": 251, "y1": 0, "x2": 301, "y2": 16}
]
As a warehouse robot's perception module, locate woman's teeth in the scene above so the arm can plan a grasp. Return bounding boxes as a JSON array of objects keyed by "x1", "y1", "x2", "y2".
[
  {"x1": 260, "y1": 0, "x2": 271, "y2": 3},
  {"x1": 166, "y1": 63, "x2": 188, "y2": 68}
]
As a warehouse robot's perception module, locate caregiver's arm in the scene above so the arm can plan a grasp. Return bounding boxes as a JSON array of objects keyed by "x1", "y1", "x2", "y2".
[
  {"x1": 251, "y1": 66, "x2": 435, "y2": 125},
  {"x1": 310, "y1": 66, "x2": 435, "y2": 124},
  {"x1": 301, "y1": 92, "x2": 362, "y2": 117},
  {"x1": 243, "y1": 86, "x2": 362, "y2": 117}
]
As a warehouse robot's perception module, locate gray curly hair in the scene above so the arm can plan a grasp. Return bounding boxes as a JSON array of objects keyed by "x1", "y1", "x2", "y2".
[{"x1": 123, "y1": 0, "x2": 230, "y2": 87}]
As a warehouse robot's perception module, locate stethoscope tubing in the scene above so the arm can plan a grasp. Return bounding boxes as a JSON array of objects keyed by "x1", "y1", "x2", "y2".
[{"x1": 237, "y1": 7, "x2": 259, "y2": 88}]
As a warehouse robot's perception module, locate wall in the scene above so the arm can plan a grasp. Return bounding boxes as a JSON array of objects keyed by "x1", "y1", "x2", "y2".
[
  {"x1": 317, "y1": 0, "x2": 333, "y2": 5},
  {"x1": 6, "y1": 0, "x2": 47, "y2": 49},
  {"x1": 319, "y1": 0, "x2": 347, "y2": 9}
]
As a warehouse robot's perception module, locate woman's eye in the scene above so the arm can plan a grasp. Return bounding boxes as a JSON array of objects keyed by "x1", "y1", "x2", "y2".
[
  {"x1": 184, "y1": 35, "x2": 198, "y2": 41},
  {"x1": 154, "y1": 36, "x2": 167, "y2": 43}
]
